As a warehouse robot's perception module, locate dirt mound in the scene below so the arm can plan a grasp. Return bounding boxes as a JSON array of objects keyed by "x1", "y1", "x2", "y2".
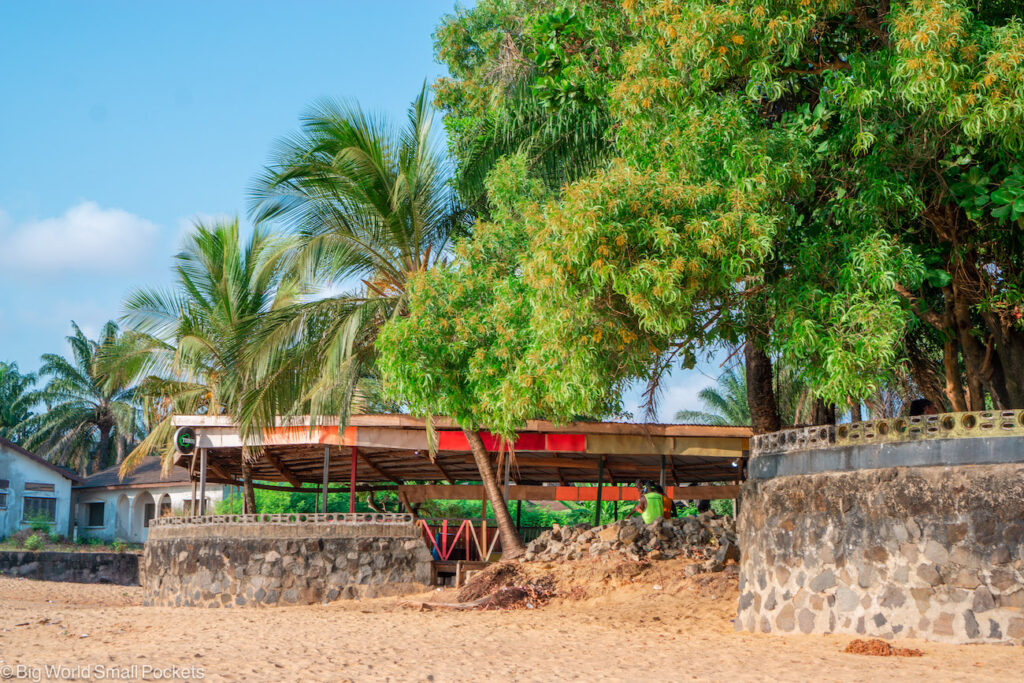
[
  {"x1": 844, "y1": 639, "x2": 924, "y2": 657},
  {"x1": 446, "y1": 563, "x2": 557, "y2": 610},
  {"x1": 524, "y1": 513, "x2": 738, "y2": 575}
]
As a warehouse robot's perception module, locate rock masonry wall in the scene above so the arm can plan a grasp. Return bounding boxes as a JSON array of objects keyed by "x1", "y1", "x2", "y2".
[
  {"x1": 0, "y1": 551, "x2": 140, "y2": 585},
  {"x1": 737, "y1": 462, "x2": 1024, "y2": 645},
  {"x1": 144, "y1": 522, "x2": 433, "y2": 607}
]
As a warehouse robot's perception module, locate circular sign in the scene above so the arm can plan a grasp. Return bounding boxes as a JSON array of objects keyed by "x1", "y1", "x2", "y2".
[{"x1": 174, "y1": 427, "x2": 197, "y2": 455}]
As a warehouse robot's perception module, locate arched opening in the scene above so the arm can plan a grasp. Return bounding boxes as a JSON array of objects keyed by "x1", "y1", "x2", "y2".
[
  {"x1": 115, "y1": 494, "x2": 130, "y2": 539},
  {"x1": 158, "y1": 493, "x2": 172, "y2": 519},
  {"x1": 131, "y1": 491, "x2": 155, "y2": 542}
]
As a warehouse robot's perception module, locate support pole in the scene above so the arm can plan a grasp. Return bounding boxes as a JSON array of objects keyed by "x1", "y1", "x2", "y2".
[
  {"x1": 481, "y1": 496, "x2": 487, "y2": 561},
  {"x1": 349, "y1": 446, "x2": 358, "y2": 513},
  {"x1": 322, "y1": 445, "x2": 330, "y2": 513},
  {"x1": 198, "y1": 447, "x2": 208, "y2": 516},
  {"x1": 594, "y1": 455, "x2": 604, "y2": 527},
  {"x1": 230, "y1": 485, "x2": 234, "y2": 514},
  {"x1": 659, "y1": 454, "x2": 667, "y2": 490},
  {"x1": 516, "y1": 499, "x2": 522, "y2": 533}
]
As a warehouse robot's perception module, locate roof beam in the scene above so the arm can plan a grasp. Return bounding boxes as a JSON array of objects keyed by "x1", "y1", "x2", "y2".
[
  {"x1": 264, "y1": 452, "x2": 302, "y2": 489},
  {"x1": 357, "y1": 451, "x2": 403, "y2": 484}
]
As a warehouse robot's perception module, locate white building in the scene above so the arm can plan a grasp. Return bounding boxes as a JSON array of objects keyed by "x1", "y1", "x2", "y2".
[
  {"x1": 72, "y1": 456, "x2": 226, "y2": 543},
  {"x1": 0, "y1": 437, "x2": 79, "y2": 539}
]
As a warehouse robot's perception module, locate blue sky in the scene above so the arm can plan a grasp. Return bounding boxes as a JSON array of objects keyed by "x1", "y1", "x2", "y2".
[{"x1": 0, "y1": 1, "x2": 720, "y2": 421}]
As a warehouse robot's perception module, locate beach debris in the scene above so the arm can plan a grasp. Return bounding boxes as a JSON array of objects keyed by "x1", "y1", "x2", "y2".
[
  {"x1": 523, "y1": 512, "x2": 738, "y2": 576},
  {"x1": 843, "y1": 639, "x2": 923, "y2": 657}
]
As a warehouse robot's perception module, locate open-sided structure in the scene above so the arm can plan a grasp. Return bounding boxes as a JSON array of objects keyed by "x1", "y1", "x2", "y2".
[{"x1": 171, "y1": 414, "x2": 750, "y2": 512}]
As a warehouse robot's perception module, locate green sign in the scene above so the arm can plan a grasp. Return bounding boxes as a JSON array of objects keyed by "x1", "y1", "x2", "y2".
[{"x1": 174, "y1": 427, "x2": 197, "y2": 455}]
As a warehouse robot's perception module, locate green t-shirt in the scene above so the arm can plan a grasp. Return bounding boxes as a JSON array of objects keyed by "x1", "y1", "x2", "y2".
[{"x1": 641, "y1": 492, "x2": 664, "y2": 524}]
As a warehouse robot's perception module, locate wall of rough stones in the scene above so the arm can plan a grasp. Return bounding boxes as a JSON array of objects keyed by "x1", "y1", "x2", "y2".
[
  {"x1": 737, "y1": 460, "x2": 1024, "y2": 645},
  {"x1": 0, "y1": 551, "x2": 140, "y2": 585},
  {"x1": 144, "y1": 521, "x2": 433, "y2": 607}
]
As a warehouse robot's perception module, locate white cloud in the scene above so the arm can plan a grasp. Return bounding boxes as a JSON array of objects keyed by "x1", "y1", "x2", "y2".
[{"x1": 2, "y1": 201, "x2": 160, "y2": 274}]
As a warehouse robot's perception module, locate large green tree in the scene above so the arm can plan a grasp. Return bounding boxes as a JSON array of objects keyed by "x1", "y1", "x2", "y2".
[
  {"x1": 415, "y1": 0, "x2": 1024, "y2": 439},
  {"x1": 21, "y1": 322, "x2": 143, "y2": 474}
]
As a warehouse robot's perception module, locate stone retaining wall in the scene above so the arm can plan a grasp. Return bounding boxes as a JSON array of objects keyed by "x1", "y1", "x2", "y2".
[
  {"x1": 0, "y1": 551, "x2": 140, "y2": 585},
  {"x1": 737, "y1": 460, "x2": 1024, "y2": 645},
  {"x1": 143, "y1": 521, "x2": 433, "y2": 607}
]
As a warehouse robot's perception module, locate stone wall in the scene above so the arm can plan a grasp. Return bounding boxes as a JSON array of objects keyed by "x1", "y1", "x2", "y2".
[
  {"x1": 0, "y1": 551, "x2": 140, "y2": 585},
  {"x1": 737, "y1": 460, "x2": 1024, "y2": 645},
  {"x1": 144, "y1": 520, "x2": 433, "y2": 607}
]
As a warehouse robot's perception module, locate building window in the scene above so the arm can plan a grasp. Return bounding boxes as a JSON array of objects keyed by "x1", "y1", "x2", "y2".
[
  {"x1": 23, "y1": 496, "x2": 56, "y2": 523},
  {"x1": 159, "y1": 499, "x2": 172, "y2": 517},
  {"x1": 143, "y1": 503, "x2": 155, "y2": 528},
  {"x1": 0, "y1": 492, "x2": 6, "y2": 509},
  {"x1": 25, "y1": 482, "x2": 55, "y2": 492},
  {"x1": 87, "y1": 502, "x2": 105, "y2": 527}
]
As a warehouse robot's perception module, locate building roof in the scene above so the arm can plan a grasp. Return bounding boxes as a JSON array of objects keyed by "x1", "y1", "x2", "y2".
[
  {"x1": 75, "y1": 456, "x2": 191, "y2": 489},
  {"x1": 170, "y1": 414, "x2": 750, "y2": 488},
  {"x1": 0, "y1": 436, "x2": 82, "y2": 483}
]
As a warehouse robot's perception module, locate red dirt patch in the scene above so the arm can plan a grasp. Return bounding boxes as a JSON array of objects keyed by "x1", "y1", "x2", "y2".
[{"x1": 844, "y1": 639, "x2": 924, "y2": 657}]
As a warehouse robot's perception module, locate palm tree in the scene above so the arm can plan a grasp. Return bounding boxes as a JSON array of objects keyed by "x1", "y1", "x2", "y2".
[
  {"x1": 246, "y1": 87, "x2": 526, "y2": 555},
  {"x1": 115, "y1": 219, "x2": 299, "y2": 512},
  {"x1": 0, "y1": 362, "x2": 39, "y2": 443},
  {"x1": 243, "y1": 84, "x2": 466, "y2": 428},
  {"x1": 21, "y1": 323, "x2": 143, "y2": 474},
  {"x1": 675, "y1": 366, "x2": 750, "y2": 426}
]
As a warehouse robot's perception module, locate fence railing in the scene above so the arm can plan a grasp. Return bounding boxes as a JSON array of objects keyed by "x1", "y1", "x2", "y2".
[
  {"x1": 750, "y1": 409, "x2": 1024, "y2": 456},
  {"x1": 149, "y1": 512, "x2": 414, "y2": 527}
]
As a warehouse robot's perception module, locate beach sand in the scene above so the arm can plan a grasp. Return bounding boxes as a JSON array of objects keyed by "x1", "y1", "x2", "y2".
[{"x1": 0, "y1": 562, "x2": 1020, "y2": 682}]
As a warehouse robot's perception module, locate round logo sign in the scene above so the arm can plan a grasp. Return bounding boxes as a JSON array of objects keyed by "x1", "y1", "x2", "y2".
[{"x1": 174, "y1": 427, "x2": 197, "y2": 455}]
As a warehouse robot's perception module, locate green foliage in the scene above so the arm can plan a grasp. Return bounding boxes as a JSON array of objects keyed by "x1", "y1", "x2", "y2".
[
  {"x1": 115, "y1": 219, "x2": 299, "y2": 475},
  {"x1": 27, "y1": 514, "x2": 53, "y2": 533},
  {"x1": 238, "y1": 85, "x2": 466, "y2": 439},
  {"x1": 676, "y1": 367, "x2": 750, "y2": 426},
  {"x1": 395, "y1": 0, "x2": 1024, "y2": 425},
  {"x1": 20, "y1": 322, "x2": 144, "y2": 474},
  {"x1": 0, "y1": 362, "x2": 39, "y2": 443},
  {"x1": 111, "y1": 539, "x2": 126, "y2": 553},
  {"x1": 23, "y1": 533, "x2": 44, "y2": 551}
]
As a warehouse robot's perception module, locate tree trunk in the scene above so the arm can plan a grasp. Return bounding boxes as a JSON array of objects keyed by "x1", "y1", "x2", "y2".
[
  {"x1": 847, "y1": 397, "x2": 863, "y2": 423},
  {"x1": 463, "y1": 428, "x2": 526, "y2": 559},
  {"x1": 240, "y1": 458, "x2": 257, "y2": 514},
  {"x1": 745, "y1": 340, "x2": 781, "y2": 434},
  {"x1": 811, "y1": 399, "x2": 837, "y2": 425},
  {"x1": 97, "y1": 424, "x2": 112, "y2": 470},
  {"x1": 905, "y1": 338, "x2": 950, "y2": 412},
  {"x1": 950, "y1": 284, "x2": 987, "y2": 410}
]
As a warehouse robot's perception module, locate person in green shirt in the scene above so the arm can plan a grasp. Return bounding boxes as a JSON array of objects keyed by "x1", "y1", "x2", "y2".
[{"x1": 630, "y1": 481, "x2": 665, "y2": 524}]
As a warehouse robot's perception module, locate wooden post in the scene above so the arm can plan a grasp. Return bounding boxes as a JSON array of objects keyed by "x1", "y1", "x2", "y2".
[
  {"x1": 349, "y1": 446, "x2": 358, "y2": 513},
  {"x1": 594, "y1": 455, "x2": 604, "y2": 527},
  {"x1": 515, "y1": 499, "x2": 522, "y2": 533},
  {"x1": 198, "y1": 447, "x2": 208, "y2": 515},
  {"x1": 229, "y1": 485, "x2": 234, "y2": 514},
  {"x1": 659, "y1": 454, "x2": 667, "y2": 490},
  {"x1": 322, "y1": 445, "x2": 330, "y2": 513}
]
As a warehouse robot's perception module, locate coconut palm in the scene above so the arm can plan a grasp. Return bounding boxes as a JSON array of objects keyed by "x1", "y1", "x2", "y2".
[
  {"x1": 0, "y1": 362, "x2": 39, "y2": 443},
  {"x1": 21, "y1": 322, "x2": 143, "y2": 474},
  {"x1": 242, "y1": 84, "x2": 467, "y2": 432},
  {"x1": 244, "y1": 87, "x2": 531, "y2": 554},
  {"x1": 675, "y1": 366, "x2": 750, "y2": 427},
  {"x1": 115, "y1": 219, "x2": 299, "y2": 511}
]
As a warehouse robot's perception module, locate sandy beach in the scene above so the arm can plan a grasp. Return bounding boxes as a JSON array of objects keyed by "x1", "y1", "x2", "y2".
[{"x1": 0, "y1": 561, "x2": 1020, "y2": 683}]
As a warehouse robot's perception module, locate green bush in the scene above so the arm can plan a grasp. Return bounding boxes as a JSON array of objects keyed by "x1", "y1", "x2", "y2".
[
  {"x1": 23, "y1": 533, "x2": 44, "y2": 551},
  {"x1": 27, "y1": 514, "x2": 52, "y2": 532},
  {"x1": 111, "y1": 539, "x2": 126, "y2": 553}
]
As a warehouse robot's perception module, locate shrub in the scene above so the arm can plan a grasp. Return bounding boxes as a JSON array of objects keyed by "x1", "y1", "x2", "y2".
[
  {"x1": 23, "y1": 533, "x2": 44, "y2": 551},
  {"x1": 110, "y1": 539, "x2": 126, "y2": 553},
  {"x1": 27, "y1": 514, "x2": 52, "y2": 532}
]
